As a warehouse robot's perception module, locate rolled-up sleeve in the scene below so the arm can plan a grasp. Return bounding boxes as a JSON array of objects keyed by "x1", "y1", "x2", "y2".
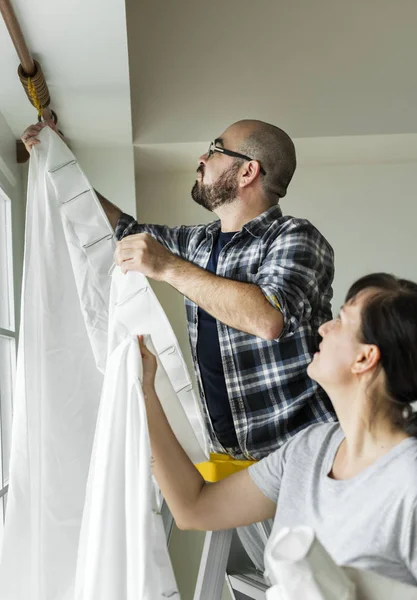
[
  {"x1": 115, "y1": 212, "x2": 198, "y2": 261},
  {"x1": 255, "y1": 221, "x2": 334, "y2": 338}
]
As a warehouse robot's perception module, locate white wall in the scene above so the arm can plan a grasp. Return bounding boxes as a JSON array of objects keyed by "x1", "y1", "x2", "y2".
[
  {"x1": 72, "y1": 144, "x2": 136, "y2": 217},
  {"x1": 287, "y1": 161, "x2": 417, "y2": 312}
]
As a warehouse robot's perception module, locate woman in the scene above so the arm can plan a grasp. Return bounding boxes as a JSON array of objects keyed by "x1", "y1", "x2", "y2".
[{"x1": 139, "y1": 273, "x2": 417, "y2": 586}]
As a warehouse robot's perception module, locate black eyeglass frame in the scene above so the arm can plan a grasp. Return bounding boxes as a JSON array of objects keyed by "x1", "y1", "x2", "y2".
[{"x1": 207, "y1": 141, "x2": 266, "y2": 176}]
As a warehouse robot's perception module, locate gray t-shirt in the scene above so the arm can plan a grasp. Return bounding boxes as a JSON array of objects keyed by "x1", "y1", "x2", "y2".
[{"x1": 249, "y1": 423, "x2": 417, "y2": 586}]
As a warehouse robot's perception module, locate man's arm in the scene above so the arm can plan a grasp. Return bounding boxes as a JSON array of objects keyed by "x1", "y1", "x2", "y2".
[
  {"x1": 115, "y1": 220, "x2": 334, "y2": 341},
  {"x1": 115, "y1": 233, "x2": 284, "y2": 340},
  {"x1": 164, "y1": 257, "x2": 284, "y2": 340},
  {"x1": 139, "y1": 337, "x2": 276, "y2": 531},
  {"x1": 94, "y1": 190, "x2": 122, "y2": 230}
]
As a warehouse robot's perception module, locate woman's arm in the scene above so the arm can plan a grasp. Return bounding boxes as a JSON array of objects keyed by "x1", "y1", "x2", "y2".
[{"x1": 139, "y1": 338, "x2": 276, "y2": 531}]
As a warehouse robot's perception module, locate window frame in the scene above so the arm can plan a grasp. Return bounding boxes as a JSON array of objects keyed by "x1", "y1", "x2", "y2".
[
  {"x1": 0, "y1": 186, "x2": 17, "y2": 528},
  {"x1": 0, "y1": 150, "x2": 25, "y2": 543}
]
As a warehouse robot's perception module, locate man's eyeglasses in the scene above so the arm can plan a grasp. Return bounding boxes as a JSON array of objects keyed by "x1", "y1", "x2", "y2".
[{"x1": 207, "y1": 141, "x2": 266, "y2": 175}]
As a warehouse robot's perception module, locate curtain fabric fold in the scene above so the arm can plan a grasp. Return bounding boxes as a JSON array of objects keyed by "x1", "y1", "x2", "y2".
[{"x1": 0, "y1": 128, "x2": 206, "y2": 599}]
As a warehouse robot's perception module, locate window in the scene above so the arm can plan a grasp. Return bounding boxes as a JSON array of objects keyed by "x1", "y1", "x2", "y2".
[{"x1": 0, "y1": 186, "x2": 16, "y2": 546}]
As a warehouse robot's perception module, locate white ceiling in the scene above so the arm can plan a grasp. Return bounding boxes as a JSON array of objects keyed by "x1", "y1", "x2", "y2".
[
  {"x1": 127, "y1": 0, "x2": 417, "y2": 146},
  {"x1": 0, "y1": 0, "x2": 416, "y2": 168},
  {"x1": 0, "y1": 0, "x2": 132, "y2": 147},
  {"x1": 135, "y1": 133, "x2": 417, "y2": 176}
]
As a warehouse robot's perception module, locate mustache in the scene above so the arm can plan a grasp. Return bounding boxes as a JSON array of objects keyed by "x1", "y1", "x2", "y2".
[{"x1": 197, "y1": 165, "x2": 205, "y2": 176}]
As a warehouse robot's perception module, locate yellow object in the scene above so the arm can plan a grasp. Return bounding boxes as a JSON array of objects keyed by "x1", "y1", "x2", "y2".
[
  {"x1": 267, "y1": 294, "x2": 281, "y2": 310},
  {"x1": 27, "y1": 76, "x2": 43, "y2": 118},
  {"x1": 196, "y1": 452, "x2": 257, "y2": 482}
]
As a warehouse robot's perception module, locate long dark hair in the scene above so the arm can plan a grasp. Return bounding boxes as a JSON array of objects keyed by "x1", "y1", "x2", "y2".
[{"x1": 346, "y1": 273, "x2": 417, "y2": 436}]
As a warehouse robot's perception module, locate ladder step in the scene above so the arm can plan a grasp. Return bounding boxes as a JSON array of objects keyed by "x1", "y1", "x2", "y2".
[{"x1": 227, "y1": 570, "x2": 268, "y2": 600}]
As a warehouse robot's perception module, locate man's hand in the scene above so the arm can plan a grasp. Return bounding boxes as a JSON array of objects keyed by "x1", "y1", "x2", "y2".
[
  {"x1": 21, "y1": 118, "x2": 64, "y2": 154},
  {"x1": 21, "y1": 119, "x2": 123, "y2": 230},
  {"x1": 21, "y1": 122, "x2": 47, "y2": 153},
  {"x1": 115, "y1": 233, "x2": 178, "y2": 280}
]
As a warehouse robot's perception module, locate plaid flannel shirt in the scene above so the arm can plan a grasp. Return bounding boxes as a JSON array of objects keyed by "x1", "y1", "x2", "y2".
[{"x1": 116, "y1": 205, "x2": 336, "y2": 459}]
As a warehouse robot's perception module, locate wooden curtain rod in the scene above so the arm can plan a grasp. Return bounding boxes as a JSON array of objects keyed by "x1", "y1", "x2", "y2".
[
  {"x1": 0, "y1": 0, "x2": 62, "y2": 162},
  {"x1": 0, "y1": 0, "x2": 35, "y2": 75},
  {"x1": 0, "y1": 0, "x2": 51, "y2": 111}
]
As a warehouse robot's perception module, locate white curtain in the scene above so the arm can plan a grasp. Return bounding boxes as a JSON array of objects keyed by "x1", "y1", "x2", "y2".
[{"x1": 0, "y1": 127, "x2": 207, "y2": 600}]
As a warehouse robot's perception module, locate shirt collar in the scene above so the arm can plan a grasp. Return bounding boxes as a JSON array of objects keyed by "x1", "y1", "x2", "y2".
[
  {"x1": 205, "y1": 204, "x2": 283, "y2": 240},
  {"x1": 205, "y1": 220, "x2": 221, "y2": 237},
  {"x1": 242, "y1": 204, "x2": 283, "y2": 238}
]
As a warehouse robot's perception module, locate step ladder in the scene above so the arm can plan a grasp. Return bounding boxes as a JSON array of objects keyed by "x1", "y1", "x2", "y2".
[
  {"x1": 191, "y1": 454, "x2": 269, "y2": 600},
  {"x1": 226, "y1": 569, "x2": 268, "y2": 600}
]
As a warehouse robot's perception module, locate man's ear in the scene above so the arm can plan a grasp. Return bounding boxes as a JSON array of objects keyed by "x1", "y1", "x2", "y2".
[
  {"x1": 239, "y1": 161, "x2": 261, "y2": 188},
  {"x1": 351, "y1": 344, "x2": 380, "y2": 375}
]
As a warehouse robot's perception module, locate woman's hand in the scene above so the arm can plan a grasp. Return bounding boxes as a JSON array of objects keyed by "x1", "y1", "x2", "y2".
[{"x1": 138, "y1": 335, "x2": 157, "y2": 388}]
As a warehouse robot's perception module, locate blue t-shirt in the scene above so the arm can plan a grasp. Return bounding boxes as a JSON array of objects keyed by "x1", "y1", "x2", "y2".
[{"x1": 197, "y1": 231, "x2": 238, "y2": 448}]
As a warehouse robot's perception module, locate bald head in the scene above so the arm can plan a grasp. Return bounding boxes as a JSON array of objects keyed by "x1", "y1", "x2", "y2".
[{"x1": 226, "y1": 119, "x2": 296, "y2": 201}]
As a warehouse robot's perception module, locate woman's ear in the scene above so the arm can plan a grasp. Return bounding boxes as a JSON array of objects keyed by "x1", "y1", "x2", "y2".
[{"x1": 351, "y1": 344, "x2": 380, "y2": 375}]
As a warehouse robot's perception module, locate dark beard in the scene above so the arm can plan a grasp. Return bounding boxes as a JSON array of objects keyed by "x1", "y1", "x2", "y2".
[{"x1": 191, "y1": 162, "x2": 240, "y2": 211}]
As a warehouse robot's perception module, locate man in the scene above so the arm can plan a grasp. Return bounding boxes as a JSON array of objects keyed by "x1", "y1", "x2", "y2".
[{"x1": 22, "y1": 118, "x2": 336, "y2": 460}]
